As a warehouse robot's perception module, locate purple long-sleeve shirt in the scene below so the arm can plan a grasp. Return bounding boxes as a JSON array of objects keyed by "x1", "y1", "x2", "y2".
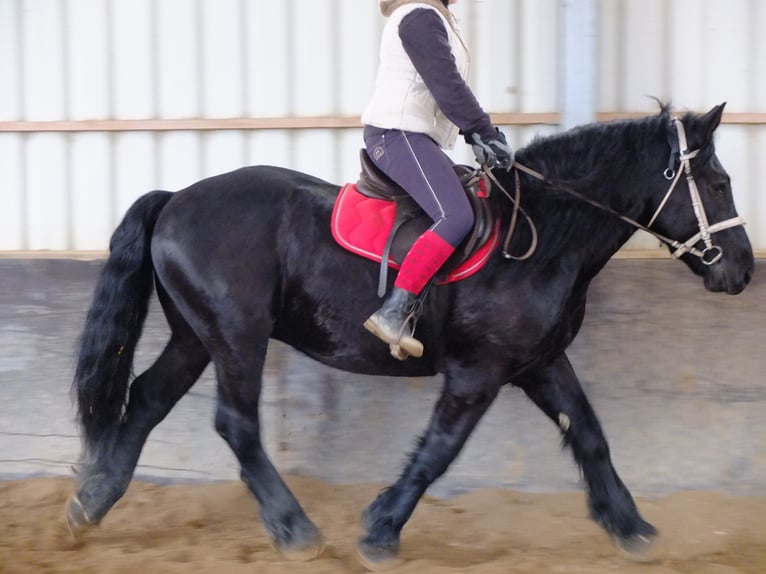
[{"x1": 400, "y1": 8, "x2": 495, "y2": 142}]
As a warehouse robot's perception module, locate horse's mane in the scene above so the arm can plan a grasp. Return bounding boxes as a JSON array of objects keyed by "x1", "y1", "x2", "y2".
[
  {"x1": 489, "y1": 104, "x2": 681, "y2": 271},
  {"x1": 515, "y1": 103, "x2": 673, "y2": 192}
]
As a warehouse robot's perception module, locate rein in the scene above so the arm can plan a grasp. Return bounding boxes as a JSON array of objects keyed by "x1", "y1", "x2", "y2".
[{"x1": 483, "y1": 118, "x2": 746, "y2": 265}]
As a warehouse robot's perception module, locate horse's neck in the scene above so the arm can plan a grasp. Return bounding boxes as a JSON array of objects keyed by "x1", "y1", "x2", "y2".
[
  {"x1": 499, "y1": 161, "x2": 648, "y2": 280},
  {"x1": 510, "y1": 120, "x2": 668, "y2": 277},
  {"x1": 547, "y1": 199, "x2": 637, "y2": 281}
]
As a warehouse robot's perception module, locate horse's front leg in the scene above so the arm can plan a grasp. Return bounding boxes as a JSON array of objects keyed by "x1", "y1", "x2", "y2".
[
  {"x1": 514, "y1": 352, "x2": 657, "y2": 559},
  {"x1": 357, "y1": 364, "x2": 502, "y2": 569}
]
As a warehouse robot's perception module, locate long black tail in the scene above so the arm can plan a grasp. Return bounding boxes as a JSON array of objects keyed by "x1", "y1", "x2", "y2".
[{"x1": 73, "y1": 190, "x2": 173, "y2": 450}]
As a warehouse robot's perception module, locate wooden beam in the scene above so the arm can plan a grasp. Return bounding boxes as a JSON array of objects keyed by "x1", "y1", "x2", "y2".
[
  {"x1": 0, "y1": 112, "x2": 763, "y2": 134},
  {"x1": 0, "y1": 113, "x2": 559, "y2": 133},
  {"x1": 596, "y1": 112, "x2": 766, "y2": 124},
  {"x1": 0, "y1": 117, "x2": 364, "y2": 133}
]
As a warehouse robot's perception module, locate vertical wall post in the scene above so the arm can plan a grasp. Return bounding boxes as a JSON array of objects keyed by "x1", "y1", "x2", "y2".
[{"x1": 559, "y1": 0, "x2": 597, "y2": 130}]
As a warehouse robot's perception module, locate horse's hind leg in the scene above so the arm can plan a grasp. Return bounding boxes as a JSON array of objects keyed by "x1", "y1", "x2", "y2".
[
  {"x1": 514, "y1": 353, "x2": 657, "y2": 559},
  {"x1": 211, "y1": 333, "x2": 324, "y2": 560},
  {"x1": 68, "y1": 307, "x2": 210, "y2": 537}
]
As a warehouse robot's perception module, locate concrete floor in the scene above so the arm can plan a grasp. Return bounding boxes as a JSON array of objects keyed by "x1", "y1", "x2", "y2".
[{"x1": 0, "y1": 257, "x2": 764, "y2": 498}]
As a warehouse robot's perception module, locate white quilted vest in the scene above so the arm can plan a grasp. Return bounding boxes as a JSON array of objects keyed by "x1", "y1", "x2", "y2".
[{"x1": 362, "y1": 3, "x2": 471, "y2": 150}]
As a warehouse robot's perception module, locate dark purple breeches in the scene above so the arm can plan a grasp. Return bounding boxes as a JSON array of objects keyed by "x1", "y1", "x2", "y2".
[{"x1": 364, "y1": 128, "x2": 474, "y2": 247}]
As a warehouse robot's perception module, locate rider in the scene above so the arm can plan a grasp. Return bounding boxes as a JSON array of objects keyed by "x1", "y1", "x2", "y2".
[{"x1": 361, "y1": 0, "x2": 513, "y2": 359}]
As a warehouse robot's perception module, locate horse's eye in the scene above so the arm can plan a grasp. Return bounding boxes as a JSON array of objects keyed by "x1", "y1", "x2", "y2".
[{"x1": 710, "y1": 182, "x2": 728, "y2": 195}]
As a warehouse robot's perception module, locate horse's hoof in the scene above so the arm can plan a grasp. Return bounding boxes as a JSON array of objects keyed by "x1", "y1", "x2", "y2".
[
  {"x1": 66, "y1": 495, "x2": 94, "y2": 540},
  {"x1": 278, "y1": 536, "x2": 326, "y2": 562},
  {"x1": 357, "y1": 539, "x2": 403, "y2": 572},
  {"x1": 613, "y1": 532, "x2": 660, "y2": 563}
]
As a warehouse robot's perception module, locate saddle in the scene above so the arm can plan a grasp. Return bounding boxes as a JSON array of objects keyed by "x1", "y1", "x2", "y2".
[{"x1": 331, "y1": 150, "x2": 499, "y2": 296}]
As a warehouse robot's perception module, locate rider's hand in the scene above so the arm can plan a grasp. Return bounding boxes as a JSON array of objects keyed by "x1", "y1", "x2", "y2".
[{"x1": 467, "y1": 128, "x2": 514, "y2": 170}]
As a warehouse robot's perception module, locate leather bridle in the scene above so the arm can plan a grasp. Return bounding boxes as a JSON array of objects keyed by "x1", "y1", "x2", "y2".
[
  {"x1": 645, "y1": 118, "x2": 746, "y2": 265},
  {"x1": 484, "y1": 117, "x2": 747, "y2": 266}
]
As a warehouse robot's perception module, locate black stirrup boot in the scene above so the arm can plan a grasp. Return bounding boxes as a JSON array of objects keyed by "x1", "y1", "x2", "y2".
[{"x1": 363, "y1": 287, "x2": 424, "y2": 360}]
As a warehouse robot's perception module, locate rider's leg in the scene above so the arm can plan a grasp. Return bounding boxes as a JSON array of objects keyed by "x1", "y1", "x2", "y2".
[{"x1": 362, "y1": 129, "x2": 474, "y2": 359}]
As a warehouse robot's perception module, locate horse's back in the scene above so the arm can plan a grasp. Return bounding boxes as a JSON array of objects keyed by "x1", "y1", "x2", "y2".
[
  {"x1": 153, "y1": 164, "x2": 337, "y2": 248},
  {"x1": 166, "y1": 164, "x2": 335, "y2": 214}
]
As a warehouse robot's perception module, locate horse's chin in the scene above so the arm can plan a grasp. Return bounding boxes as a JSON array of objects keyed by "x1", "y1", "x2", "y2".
[
  {"x1": 724, "y1": 281, "x2": 748, "y2": 295},
  {"x1": 703, "y1": 270, "x2": 749, "y2": 295}
]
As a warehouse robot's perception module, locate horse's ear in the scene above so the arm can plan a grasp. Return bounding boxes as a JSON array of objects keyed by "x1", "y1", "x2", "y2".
[{"x1": 700, "y1": 102, "x2": 726, "y2": 139}]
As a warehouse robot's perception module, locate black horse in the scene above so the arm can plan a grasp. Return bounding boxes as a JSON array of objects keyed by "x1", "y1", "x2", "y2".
[{"x1": 67, "y1": 104, "x2": 753, "y2": 568}]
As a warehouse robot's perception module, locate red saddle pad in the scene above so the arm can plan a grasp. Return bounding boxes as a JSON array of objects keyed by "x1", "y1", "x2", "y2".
[{"x1": 331, "y1": 183, "x2": 499, "y2": 284}]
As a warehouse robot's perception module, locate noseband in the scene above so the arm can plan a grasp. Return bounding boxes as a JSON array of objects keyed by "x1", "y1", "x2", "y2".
[{"x1": 646, "y1": 118, "x2": 746, "y2": 265}]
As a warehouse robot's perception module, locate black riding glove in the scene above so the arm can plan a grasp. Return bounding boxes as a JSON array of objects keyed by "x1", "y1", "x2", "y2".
[{"x1": 467, "y1": 128, "x2": 514, "y2": 170}]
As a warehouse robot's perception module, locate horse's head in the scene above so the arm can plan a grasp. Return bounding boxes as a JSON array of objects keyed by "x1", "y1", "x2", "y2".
[{"x1": 647, "y1": 103, "x2": 753, "y2": 294}]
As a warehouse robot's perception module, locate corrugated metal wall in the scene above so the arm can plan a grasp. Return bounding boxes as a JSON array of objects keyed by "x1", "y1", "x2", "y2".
[{"x1": 0, "y1": 0, "x2": 763, "y2": 251}]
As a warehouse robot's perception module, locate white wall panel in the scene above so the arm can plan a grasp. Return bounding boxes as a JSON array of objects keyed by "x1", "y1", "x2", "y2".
[
  {"x1": 21, "y1": 0, "x2": 65, "y2": 120},
  {"x1": 701, "y1": 0, "x2": 749, "y2": 112},
  {"x1": 113, "y1": 132, "x2": 157, "y2": 217},
  {"x1": 67, "y1": 0, "x2": 109, "y2": 120},
  {"x1": 157, "y1": 132, "x2": 202, "y2": 191},
  {"x1": 0, "y1": 134, "x2": 23, "y2": 248},
  {"x1": 246, "y1": 1, "x2": 290, "y2": 117},
  {"x1": 754, "y1": 0, "x2": 766, "y2": 110},
  {"x1": 111, "y1": 0, "x2": 154, "y2": 119},
  {"x1": 292, "y1": 130, "x2": 337, "y2": 184},
  {"x1": 471, "y1": 0, "x2": 520, "y2": 112},
  {"x1": 337, "y1": 0, "x2": 379, "y2": 116},
  {"x1": 0, "y1": 0, "x2": 21, "y2": 120},
  {"x1": 519, "y1": 0, "x2": 558, "y2": 112},
  {"x1": 292, "y1": 0, "x2": 336, "y2": 116},
  {"x1": 611, "y1": 0, "x2": 763, "y2": 114},
  {"x1": 620, "y1": 0, "x2": 668, "y2": 110},
  {"x1": 597, "y1": 0, "x2": 620, "y2": 111},
  {"x1": 716, "y1": 126, "x2": 753, "y2": 227},
  {"x1": 23, "y1": 134, "x2": 68, "y2": 249},
  {"x1": 156, "y1": 0, "x2": 200, "y2": 118},
  {"x1": 70, "y1": 133, "x2": 111, "y2": 249},
  {"x1": 667, "y1": 0, "x2": 705, "y2": 110},
  {"x1": 752, "y1": 128, "x2": 766, "y2": 248},
  {"x1": 203, "y1": 131, "x2": 246, "y2": 177},
  {"x1": 246, "y1": 131, "x2": 292, "y2": 170},
  {"x1": 200, "y1": 0, "x2": 244, "y2": 118}
]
